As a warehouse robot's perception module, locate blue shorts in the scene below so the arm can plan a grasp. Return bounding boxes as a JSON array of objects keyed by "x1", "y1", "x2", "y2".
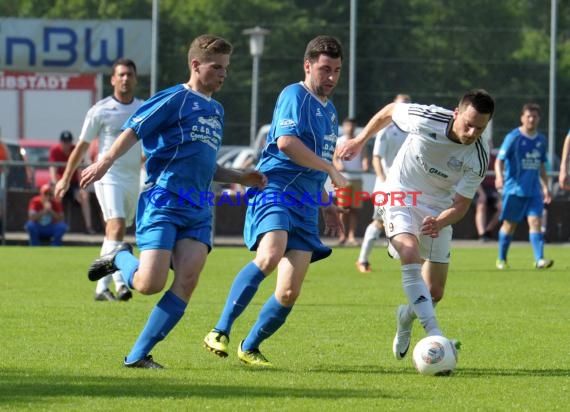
[
  {"x1": 243, "y1": 189, "x2": 331, "y2": 263},
  {"x1": 499, "y1": 193, "x2": 543, "y2": 223},
  {"x1": 136, "y1": 186, "x2": 213, "y2": 252}
]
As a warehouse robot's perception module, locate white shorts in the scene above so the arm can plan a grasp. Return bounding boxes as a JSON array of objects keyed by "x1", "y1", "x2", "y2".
[
  {"x1": 94, "y1": 181, "x2": 138, "y2": 226},
  {"x1": 381, "y1": 204, "x2": 452, "y2": 263}
]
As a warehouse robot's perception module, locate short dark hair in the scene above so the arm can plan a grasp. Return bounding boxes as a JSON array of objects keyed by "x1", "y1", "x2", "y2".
[
  {"x1": 304, "y1": 35, "x2": 343, "y2": 63},
  {"x1": 458, "y1": 89, "x2": 495, "y2": 118},
  {"x1": 521, "y1": 103, "x2": 540, "y2": 116},
  {"x1": 112, "y1": 58, "x2": 137, "y2": 76}
]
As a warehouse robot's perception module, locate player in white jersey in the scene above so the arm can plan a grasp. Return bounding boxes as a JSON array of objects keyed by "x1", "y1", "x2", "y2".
[
  {"x1": 338, "y1": 89, "x2": 494, "y2": 360},
  {"x1": 55, "y1": 58, "x2": 142, "y2": 302},
  {"x1": 356, "y1": 94, "x2": 410, "y2": 273}
]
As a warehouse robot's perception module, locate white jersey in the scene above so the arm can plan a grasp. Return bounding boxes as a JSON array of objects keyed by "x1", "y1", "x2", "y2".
[
  {"x1": 388, "y1": 103, "x2": 488, "y2": 212},
  {"x1": 78, "y1": 96, "x2": 143, "y2": 184},
  {"x1": 372, "y1": 122, "x2": 408, "y2": 191}
]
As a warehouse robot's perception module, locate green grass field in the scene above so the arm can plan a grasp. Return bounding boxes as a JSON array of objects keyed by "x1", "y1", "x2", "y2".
[{"x1": 1, "y1": 243, "x2": 568, "y2": 411}]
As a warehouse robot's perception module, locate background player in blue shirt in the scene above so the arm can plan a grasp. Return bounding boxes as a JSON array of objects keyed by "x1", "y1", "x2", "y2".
[
  {"x1": 495, "y1": 103, "x2": 553, "y2": 269},
  {"x1": 81, "y1": 34, "x2": 267, "y2": 369},
  {"x1": 204, "y1": 35, "x2": 348, "y2": 366}
]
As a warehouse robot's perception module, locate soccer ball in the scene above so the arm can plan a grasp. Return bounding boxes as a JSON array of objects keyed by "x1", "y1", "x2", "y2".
[{"x1": 412, "y1": 335, "x2": 457, "y2": 376}]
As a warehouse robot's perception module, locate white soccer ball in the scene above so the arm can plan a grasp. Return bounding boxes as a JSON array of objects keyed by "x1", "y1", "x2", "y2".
[{"x1": 412, "y1": 335, "x2": 457, "y2": 376}]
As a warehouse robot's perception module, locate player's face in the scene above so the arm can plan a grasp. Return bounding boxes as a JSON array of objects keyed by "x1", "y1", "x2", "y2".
[
  {"x1": 452, "y1": 105, "x2": 491, "y2": 145},
  {"x1": 193, "y1": 54, "x2": 230, "y2": 96},
  {"x1": 304, "y1": 54, "x2": 342, "y2": 100},
  {"x1": 520, "y1": 109, "x2": 540, "y2": 133},
  {"x1": 111, "y1": 65, "x2": 137, "y2": 98}
]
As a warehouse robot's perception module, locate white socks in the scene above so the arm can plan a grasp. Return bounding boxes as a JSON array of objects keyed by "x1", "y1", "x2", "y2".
[
  {"x1": 95, "y1": 239, "x2": 126, "y2": 293},
  {"x1": 357, "y1": 223, "x2": 381, "y2": 263},
  {"x1": 401, "y1": 263, "x2": 442, "y2": 336}
]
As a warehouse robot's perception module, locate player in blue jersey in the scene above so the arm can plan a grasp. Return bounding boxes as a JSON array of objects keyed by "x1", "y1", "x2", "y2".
[
  {"x1": 203, "y1": 35, "x2": 348, "y2": 366},
  {"x1": 495, "y1": 103, "x2": 553, "y2": 269},
  {"x1": 80, "y1": 34, "x2": 267, "y2": 369}
]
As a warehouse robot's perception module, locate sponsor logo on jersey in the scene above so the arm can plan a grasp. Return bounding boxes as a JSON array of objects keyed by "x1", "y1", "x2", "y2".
[
  {"x1": 447, "y1": 156, "x2": 463, "y2": 172},
  {"x1": 428, "y1": 167, "x2": 448, "y2": 178},
  {"x1": 279, "y1": 119, "x2": 296, "y2": 128}
]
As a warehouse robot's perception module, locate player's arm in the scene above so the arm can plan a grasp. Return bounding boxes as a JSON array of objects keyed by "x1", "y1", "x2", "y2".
[
  {"x1": 336, "y1": 102, "x2": 396, "y2": 160},
  {"x1": 559, "y1": 134, "x2": 570, "y2": 190},
  {"x1": 540, "y1": 163, "x2": 552, "y2": 204},
  {"x1": 422, "y1": 194, "x2": 472, "y2": 238},
  {"x1": 494, "y1": 157, "x2": 505, "y2": 191},
  {"x1": 54, "y1": 140, "x2": 90, "y2": 198},
  {"x1": 80, "y1": 128, "x2": 138, "y2": 189},
  {"x1": 213, "y1": 165, "x2": 267, "y2": 189},
  {"x1": 278, "y1": 135, "x2": 348, "y2": 189}
]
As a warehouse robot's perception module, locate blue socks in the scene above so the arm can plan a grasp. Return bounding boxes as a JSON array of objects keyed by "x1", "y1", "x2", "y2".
[
  {"x1": 214, "y1": 262, "x2": 265, "y2": 334},
  {"x1": 498, "y1": 230, "x2": 512, "y2": 261},
  {"x1": 529, "y1": 232, "x2": 544, "y2": 261},
  {"x1": 125, "y1": 291, "x2": 186, "y2": 364},
  {"x1": 115, "y1": 250, "x2": 139, "y2": 288},
  {"x1": 242, "y1": 294, "x2": 292, "y2": 351}
]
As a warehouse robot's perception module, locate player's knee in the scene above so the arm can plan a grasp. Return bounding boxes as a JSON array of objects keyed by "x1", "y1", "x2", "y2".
[
  {"x1": 135, "y1": 277, "x2": 165, "y2": 295},
  {"x1": 254, "y1": 254, "x2": 280, "y2": 274},
  {"x1": 275, "y1": 289, "x2": 299, "y2": 306},
  {"x1": 431, "y1": 288, "x2": 444, "y2": 303}
]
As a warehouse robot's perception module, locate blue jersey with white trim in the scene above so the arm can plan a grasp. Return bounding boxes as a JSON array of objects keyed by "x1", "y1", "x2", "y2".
[
  {"x1": 256, "y1": 82, "x2": 339, "y2": 197},
  {"x1": 498, "y1": 128, "x2": 547, "y2": 197},
  {"x1": 123, "y1": 84, "x2": 224, "y2": 204}
]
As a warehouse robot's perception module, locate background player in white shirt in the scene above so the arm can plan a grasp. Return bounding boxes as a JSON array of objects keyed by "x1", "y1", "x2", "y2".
[
  {"x1": 55, "y1": 58, "x2": 143, "y2": 301},
  {"x1": 356, "y1": 93, "x2": 410, "y2": 273},
  {"x1": 338, "y1": 89, "x2": 494, "y2": 360},
  {"x1": 333, "y1": 117, "x2": 369, "y2": 246}
]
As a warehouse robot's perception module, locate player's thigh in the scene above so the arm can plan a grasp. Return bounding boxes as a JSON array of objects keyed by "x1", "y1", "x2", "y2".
[
  {"x1": 137, "y1": 248, "x2": 172, "y2": 291},
  {"x1": 526, "y1": 196, "x2": 544, "y2": 231},
  {"x1": 275, "y1": 249, "x2": 312, "y2": 303},
  {"x1": 95, "y1": 181, "x2": 137, "y2": 224},
  {"x1": 419, "y1": 225, "x2": 452, "y2": 264},
  {"x1": 171, "y1": 238, "x2": 209, "y2": 299},
  {"x1": 254, "y1": 230, "x2": 288, "y2": 272}
]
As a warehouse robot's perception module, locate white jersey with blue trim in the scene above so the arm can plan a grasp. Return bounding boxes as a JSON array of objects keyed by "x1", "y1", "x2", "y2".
[
  {"x1": 388, "y1": 102, "x2": 488, "y2": 211},
  {"x1": 78, "y1": 95, "x2": 144, "y2": 184}
]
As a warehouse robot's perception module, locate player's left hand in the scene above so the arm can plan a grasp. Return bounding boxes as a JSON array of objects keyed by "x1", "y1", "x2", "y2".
[
  {"x1": 336, "y1": 139, "x2": 363, "y2": 161},
  {"x1": 421, "y1": 215, "x2": 440, "y2": 238},
  {"x1": 239, "y1": 170, "x2": 267, "y2": 189},
  {"x1": 322, "y1": 204, "x2": 344, "y2": 237},
  {"x1": 543, "y1": 187, "x2": 552, "y2": 204}
]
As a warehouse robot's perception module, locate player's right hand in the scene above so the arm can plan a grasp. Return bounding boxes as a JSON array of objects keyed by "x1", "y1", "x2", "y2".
[
  {"x1": 329, "y1": 167, "x2": 349, "y2": 190},
  {"x1": 54, "y1": 179, "x2": 69, "y2": 200}
]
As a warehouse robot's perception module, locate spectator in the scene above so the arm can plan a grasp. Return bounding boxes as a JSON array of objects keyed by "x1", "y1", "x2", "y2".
[
  {"x1": 475, "y1": 147, "x2": 501, "y2": 242},
  {"x1": 49, "y1": 131, "x2": 96, "y2": 234},
  {"x1": 24, "y1": 183, "x2": 68, "y2": 246},
  {"x1": 333, "y1": 117, "x2": 370, "y2": 246}
]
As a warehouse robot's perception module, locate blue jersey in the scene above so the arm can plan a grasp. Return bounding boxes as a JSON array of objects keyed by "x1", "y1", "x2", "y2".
[
  {"x1": 498, "y1": 127, "x2": 547, "y2": 197},
  {"x1": 256, "y1": 82, "x2": 339, "y2": 199},
  {"x1": 123, "y1": 84, "x2": 224, "y2": 206}
]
